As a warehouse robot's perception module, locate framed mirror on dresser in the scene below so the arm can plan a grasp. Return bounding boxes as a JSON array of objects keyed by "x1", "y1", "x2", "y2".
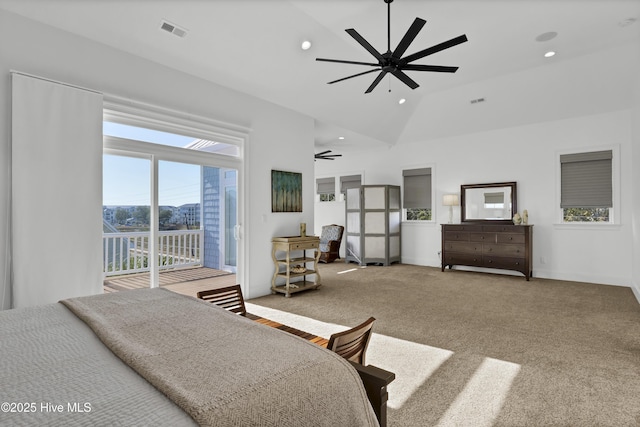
[
  {"x1": 460, "y1": 181, "x2": 517, "y2": 223},
  {"x1": 442, "y1": 181, "x2": 533, "y2": 280}
]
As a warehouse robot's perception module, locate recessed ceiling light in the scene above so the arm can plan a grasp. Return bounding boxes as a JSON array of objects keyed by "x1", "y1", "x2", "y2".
[
  {"x1": 544, "y1": 51, "x2": 556, "y2": 58},
  {"x1": 398, "y1": 98, "x2": 406, "y2": 105},
  {"x1": 301, "y1": 40, "x2": 312, "y2": 50},
  {"x1": 338, "y1": 136, "x2": 345, "y2": 140}
]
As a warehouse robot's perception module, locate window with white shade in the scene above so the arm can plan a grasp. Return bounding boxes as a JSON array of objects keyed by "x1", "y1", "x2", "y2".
[
  {"x1": 316, "y1": 177, "x2": 335, "y2": 202},
  {"x1": 559, "y1": 149, "x2": 615, "y2": 223},
  {"x1": 483, "y1": 192, "x2": 505, "y2": 209},
  {"x1": 402, "y1": 167, "x2": 432, "y2": 221},
  {"x1": 340, "y1": 174, "x2": 361, "y2": 195}
]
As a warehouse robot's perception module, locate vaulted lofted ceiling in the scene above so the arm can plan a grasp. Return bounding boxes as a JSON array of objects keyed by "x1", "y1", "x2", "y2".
[{"x1": 1, "y1": 0, "x2": 639, "y2": 151}]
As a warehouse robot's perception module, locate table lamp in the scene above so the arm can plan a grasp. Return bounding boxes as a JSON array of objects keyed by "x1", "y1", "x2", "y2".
[{"x1": 443, "y1": 194, "x2": 459, "y2": 224}]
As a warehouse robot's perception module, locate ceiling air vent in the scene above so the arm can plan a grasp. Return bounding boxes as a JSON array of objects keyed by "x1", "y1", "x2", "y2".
[
  {"x1": 470, "y1": 97, "x2": 486, "y2": 104},
  {"x1": 160, "y1": 20, "x2": 187, "y2": 38}
]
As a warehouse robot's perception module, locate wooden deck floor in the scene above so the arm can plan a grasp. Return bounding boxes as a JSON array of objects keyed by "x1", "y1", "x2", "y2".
[{"x1": 103, "y1": 267, "x2": 237, "y2": 298}]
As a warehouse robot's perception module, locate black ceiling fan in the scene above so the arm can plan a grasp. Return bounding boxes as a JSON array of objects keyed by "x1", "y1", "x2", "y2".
[
  {"x1": 316, "y1": 0, "x2": 468, "y2": 94},
  {"x1": 315, "y1": 150, "x2": 342, "y2": 161}
]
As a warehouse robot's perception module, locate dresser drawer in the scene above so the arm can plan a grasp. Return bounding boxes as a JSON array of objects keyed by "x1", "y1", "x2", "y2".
[
  {"x1": 444, "y1": 253, "x2": 482, "y2": 267},
  {"x1": 483, "y1": 243, "x2": 524, "y2": 257},
  {"x1": 290, "y1": 242, "x2": 318, "y2": 251},
  {"x1": 482, "y1": 225, "x2": 525, "y2": 234},
  {"x1": 497, "y1": 234, "x2": 525, "y2": 244},
  {"x1": 442, "y1": 225, "x2": 482, "y2": 232},
  {"x1": 469, "y1": 233, "x2": 496, "y2": 243},
  {"x1": 444, "y1": 231, "x2": 470, "y2": 241},
  {"x1": 445, "y1": 242, "x2": 482, "y2": 253},
  {"x1": 483, "y1": 256, "x2": 526, "y2": 270}
]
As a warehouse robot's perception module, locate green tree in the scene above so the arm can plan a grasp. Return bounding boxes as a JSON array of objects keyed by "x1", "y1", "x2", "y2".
[
  {"x1": 159, "y1": 208, "x2": 173, "y2": 225},
  {"x1": 115, "y1": 208, "x2": 129, "y2": 224},
  {"x1": 563, "y1": 208, "x2": 609, "y2": 222},
  {"x1": 407, "y1": 208, "x2": 432, "y2": 221},
  {"x1": 133, "y1": 206, "x2": 150, "y2": 225}
]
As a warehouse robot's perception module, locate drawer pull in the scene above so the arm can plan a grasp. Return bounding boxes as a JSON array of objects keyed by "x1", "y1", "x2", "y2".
[
  {"x1": 509, "y1": 237, "x2": 513, "y2": 240},
  {"x1": 488, "y1": 260, "x2": 493, "y2": 263}
]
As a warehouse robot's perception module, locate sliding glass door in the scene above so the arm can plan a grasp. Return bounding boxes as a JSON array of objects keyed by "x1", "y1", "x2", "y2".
[{"x1": 103, "y1": 121, "x2": 240, "y2": 288}]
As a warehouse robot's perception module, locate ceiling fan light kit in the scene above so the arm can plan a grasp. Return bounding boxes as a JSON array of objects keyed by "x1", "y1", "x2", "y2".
[{"x1": 316, "y1": 0, "x2": 468, "y2": 94}]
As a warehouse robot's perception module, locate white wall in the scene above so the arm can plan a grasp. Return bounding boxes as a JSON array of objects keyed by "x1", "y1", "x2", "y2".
[
  {"x1": 316, "y1": 109, "x2": 634, "y2": 287},
  {"x1": 0, "y1": 10, "x2": 315, "y2": 308},
  {"x1": 631, "y1": 35, "x2": 640, "y2": 303}
]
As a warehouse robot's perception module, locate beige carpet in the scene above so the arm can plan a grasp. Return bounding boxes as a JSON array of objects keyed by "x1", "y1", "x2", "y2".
[{"x1": 247, "y1": 262, "x2": 640, "y2": 427}]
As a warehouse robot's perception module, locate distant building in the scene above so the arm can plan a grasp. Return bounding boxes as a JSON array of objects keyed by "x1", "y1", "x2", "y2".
[
  {"x1": 103, "y1": 207, "x2": 115, "y2": 224},
  {"x1": 180, "y1": 203, "x2": 200, "y2": 226},
  {"x1": 159, "y1": 205, "x2": 180, "y2": 225}
]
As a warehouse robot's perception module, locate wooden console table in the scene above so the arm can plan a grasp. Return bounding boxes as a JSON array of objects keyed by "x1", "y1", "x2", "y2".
[
  {"x1": 271, "y1": 235, "x2": 321, "y2": 297},
  {"x1": 441, "y1": 223, "x2": 533, "y2": 280}
]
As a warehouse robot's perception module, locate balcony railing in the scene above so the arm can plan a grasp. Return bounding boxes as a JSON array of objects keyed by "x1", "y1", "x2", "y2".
[{"x1": 103, "y1": 230, "x2": 203, "y2": 276}]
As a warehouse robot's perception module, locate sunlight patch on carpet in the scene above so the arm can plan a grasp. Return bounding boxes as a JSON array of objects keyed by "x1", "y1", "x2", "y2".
[
  {"x1": 436, "y1": 357, "x2": 521, "y2": 427},
  {"x1": 367, "y1": 336, "x2": 453, "y2": 409},
  {"x1": 245, "y1": 303, "x2": 454, "y2": 409}
]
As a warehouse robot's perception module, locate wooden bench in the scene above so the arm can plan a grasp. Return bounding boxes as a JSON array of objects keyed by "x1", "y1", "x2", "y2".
[{"x1": 246, "y1": 312, "x2": 395, "y2": 427}]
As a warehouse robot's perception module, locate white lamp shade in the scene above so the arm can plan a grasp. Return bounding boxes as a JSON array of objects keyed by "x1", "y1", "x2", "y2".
[{"x1": 443, "y1": 194, "x2": 459, "y2": 206}]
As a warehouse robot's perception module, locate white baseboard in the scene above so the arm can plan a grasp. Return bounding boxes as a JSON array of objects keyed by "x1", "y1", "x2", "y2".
[
  {"x1": 533, "y1": 269, "x2": 631, "y2": 288},
  {"x1": 400, "y1": 256, "x2": 439, "y2": 267},
  {"x1": 399, "y1": 261, "x2": 635, "y2": 291},
  {"x1": 631, "y1": 279, "x2": 640, "y2": 305}
]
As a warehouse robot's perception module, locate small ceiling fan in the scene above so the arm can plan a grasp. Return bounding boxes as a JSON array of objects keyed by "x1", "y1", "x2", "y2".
[
  {"x1": 316, "y1": 0, "x2": 468, "y2": 93},
  {"x1": 315, "y1": 150, "x2": 342, "y2": 161}
]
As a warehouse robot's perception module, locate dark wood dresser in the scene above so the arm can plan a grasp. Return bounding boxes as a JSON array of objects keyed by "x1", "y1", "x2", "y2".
[{"x1": 441, "y1": 224, "x2": 533, "y2": 280}]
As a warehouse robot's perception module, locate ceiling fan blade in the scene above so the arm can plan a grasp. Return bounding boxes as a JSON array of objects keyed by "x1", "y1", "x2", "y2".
[
  {"x1": 328, "y1": 68, "x2": 381, "y2": 85},
  {"x1": 315, "y1": 150, "x2": 332, "y2": 156},
  {"x1": 402, "y1": 64, "x2": 459, "y2": 73},
  {"x1": 391, "y1": 69, "x2": 419, "y2": 90},
  {"x1": 316, "y1": 58, "x2": 380, "y2": 67},
  {"x1": 346, "y1": 28, "x2": 384, "y2": 61},
  {"x1": 400, "y1": 34, "x2": 468, "y2": 65},
  {"x1": 392, "y1": 17, "x2": 426, "y2": 59},
  {"x1": 365, "y1": 70, "x2": 388, "y2": 94}
]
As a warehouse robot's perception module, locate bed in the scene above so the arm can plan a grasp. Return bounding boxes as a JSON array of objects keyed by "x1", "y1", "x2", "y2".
[{"x1": 0, "y1": 288, "x2": 379, "y2": 426}]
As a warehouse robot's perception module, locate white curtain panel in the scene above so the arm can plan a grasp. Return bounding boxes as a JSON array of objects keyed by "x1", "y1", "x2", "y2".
[{"x1": 11, "y1": 73, "x2": 103, "y2": 308}]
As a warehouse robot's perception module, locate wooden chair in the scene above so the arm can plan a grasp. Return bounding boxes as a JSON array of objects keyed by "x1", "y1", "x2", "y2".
[
  {"x1": 327, "y1": 317, "x2": 375, "y2": 365},
  {"x1": 197, "y1": 285, "x2": 247, "y2": 316},
  {"x1": 319, "y1": 224, "x2": 344, "y2": 263}
]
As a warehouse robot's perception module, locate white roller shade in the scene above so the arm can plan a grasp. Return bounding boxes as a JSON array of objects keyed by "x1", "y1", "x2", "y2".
[
  {"x1": 560, "y1": 150, "x2": 612, "y2": 208},
  {"x1": 12, "y1": 73, "x2": 104, "y2": 308},
  {"x1": 403, "y1": 168, "x2": 432, "y2": 209},
  {"x1": 340, "y1": 174, "x2": 361, "y2": 193},
  {"x1": 316, "y1": 177, "x2": 335, "y2": 195}
]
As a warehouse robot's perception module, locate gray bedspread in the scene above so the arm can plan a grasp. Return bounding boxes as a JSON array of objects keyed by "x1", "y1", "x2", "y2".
[
  {"x1": 0, "y1": 301, "x2": 197, "y2": 426},
  {"x1": 59, "y1": 288, "x2": 378, "y2": 426}
]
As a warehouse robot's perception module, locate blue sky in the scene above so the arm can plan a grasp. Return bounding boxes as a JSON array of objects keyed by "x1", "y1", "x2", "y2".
[{"x1": 103, "y1": 123, "x2": 201, "y2": 206}]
